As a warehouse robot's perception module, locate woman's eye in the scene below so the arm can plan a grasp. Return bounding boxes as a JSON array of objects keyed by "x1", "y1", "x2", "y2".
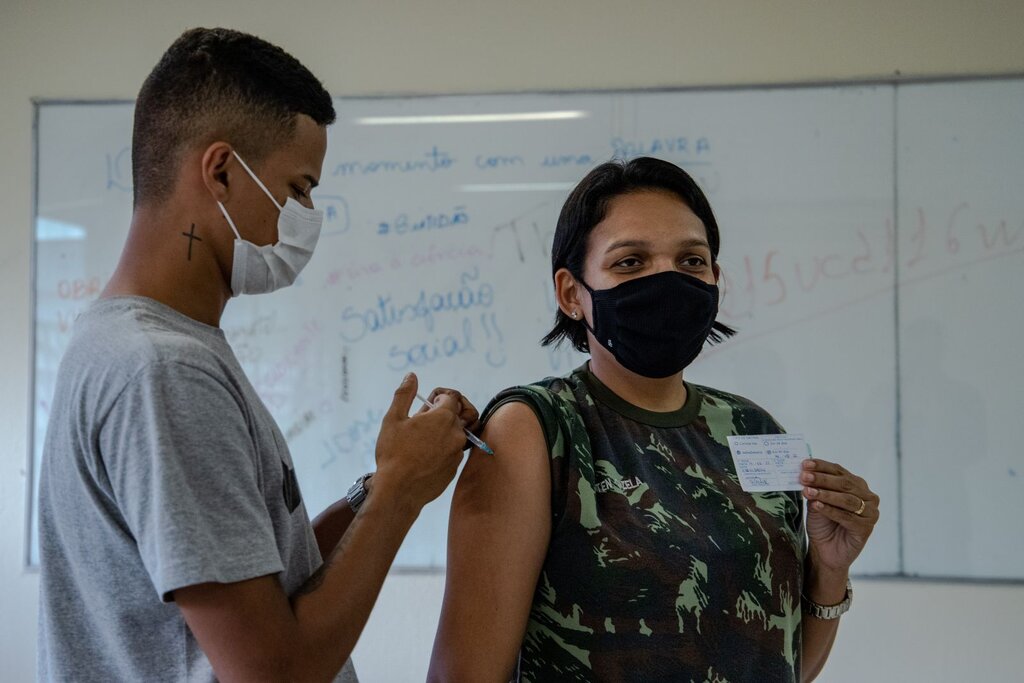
[
  {"x1": 681, "y1": 256, "x2": 707, "y2": 268},
  {"x1": 614, "y1": 257, "x2": 643, "y2": 268},
  {"x1": 291, "y1": 186, "x2": 308, "y2": 199}
]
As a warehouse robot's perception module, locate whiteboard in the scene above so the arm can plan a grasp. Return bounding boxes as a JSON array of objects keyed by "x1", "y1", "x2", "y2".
[
  {"x1": 29, "y1": 80, "x2": 1021, "y2": 578},
  {"x1": 897, "y1": 80, "x2": 1024, "y2": 580}
]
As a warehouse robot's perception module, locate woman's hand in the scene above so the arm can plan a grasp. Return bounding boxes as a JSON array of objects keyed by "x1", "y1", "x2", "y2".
[{"x1": 800, "y1": 458, "x2": 879, "y2": 574}]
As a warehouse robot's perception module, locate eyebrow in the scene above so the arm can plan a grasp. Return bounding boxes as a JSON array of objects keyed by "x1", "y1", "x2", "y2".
[
  {"x1": 604, "y1": 237, "x2": 710, "y2": 253},
  {"x1": 303, "y1": 174, "x2": 320, "y2": 190}
]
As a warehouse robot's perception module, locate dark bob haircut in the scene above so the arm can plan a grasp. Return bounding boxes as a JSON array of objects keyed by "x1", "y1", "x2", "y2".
[
  {"x1": 131, "y1": 27, "x2": 336, "y2": 207},
  {"x1": 541, "y1": 156, "x2": 736, "y2": 352}
]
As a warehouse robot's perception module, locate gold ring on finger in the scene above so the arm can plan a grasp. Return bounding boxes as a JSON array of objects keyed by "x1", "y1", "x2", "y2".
[{"x1": 853, "y1": 497, "x2": 866, "y2": 516}]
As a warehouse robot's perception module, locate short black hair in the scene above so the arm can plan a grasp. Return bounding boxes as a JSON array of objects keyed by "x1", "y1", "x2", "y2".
[
  {"x1": 131, "y1": 27, "x2": 336, "y2": 206},
  {"x1": 542, "y1": 156, "x2": 736, "y2": 352}
]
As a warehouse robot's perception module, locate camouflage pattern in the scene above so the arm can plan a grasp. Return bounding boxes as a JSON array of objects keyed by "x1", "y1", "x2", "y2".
[{"x1": 483, "y1": 365, "x2": 805, "y2": 683}]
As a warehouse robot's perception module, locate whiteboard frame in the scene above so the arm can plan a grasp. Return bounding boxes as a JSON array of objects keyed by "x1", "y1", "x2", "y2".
[{"x1": 26, "y1": 72, "x2": 1024, "y2": 583}]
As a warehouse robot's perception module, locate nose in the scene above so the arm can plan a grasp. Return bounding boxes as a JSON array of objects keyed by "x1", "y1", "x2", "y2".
[{"x1": 651, "y1": 258, "x2": 678, "y2": 274}]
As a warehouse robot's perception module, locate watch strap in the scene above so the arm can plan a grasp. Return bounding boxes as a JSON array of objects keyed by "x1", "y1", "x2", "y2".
[
  {"x1": 346, "y1": 472, "x2": 373, "y2": 512},
  {"x1": 802, "y1": 578, "x2": 853, "y2": 620}
]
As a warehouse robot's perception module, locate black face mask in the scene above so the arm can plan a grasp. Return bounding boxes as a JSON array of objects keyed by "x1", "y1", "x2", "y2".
[{"x1": 579, "y1": 270, "x2": 720, "y2": 378}]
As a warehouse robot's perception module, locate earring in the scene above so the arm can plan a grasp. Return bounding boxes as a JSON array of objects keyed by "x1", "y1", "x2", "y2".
[{"x1": 571, "y1": 311, "x2": 578, "y2": 319}]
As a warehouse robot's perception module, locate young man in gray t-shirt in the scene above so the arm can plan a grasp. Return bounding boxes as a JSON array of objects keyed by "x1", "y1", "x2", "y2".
[{"x1": 37, "y1": 28, "x2": 473, "y2": 683}]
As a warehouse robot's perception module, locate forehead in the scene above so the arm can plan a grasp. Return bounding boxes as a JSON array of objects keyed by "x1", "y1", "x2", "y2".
[
  {"x1": 267, "y1": 114, "x2": 328, "y2": 177},
  {"x1": 588, "y1": 190, "x2": 708, "y2": 249}
]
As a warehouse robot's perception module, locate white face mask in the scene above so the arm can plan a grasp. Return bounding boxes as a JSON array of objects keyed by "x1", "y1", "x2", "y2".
[{"x1": 216, "y1": 150, "x2": 324, "y2": 297}]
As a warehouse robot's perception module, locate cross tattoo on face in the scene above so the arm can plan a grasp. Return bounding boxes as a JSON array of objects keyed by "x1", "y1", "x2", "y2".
[{"x1": 181, "y1": 223, "x2": 202, "y2": 261}]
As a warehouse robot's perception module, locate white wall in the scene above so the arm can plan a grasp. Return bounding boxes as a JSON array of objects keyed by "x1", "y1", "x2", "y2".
[{"x1": 3, "y1": 1, "x2": 1023, "y2": 681}]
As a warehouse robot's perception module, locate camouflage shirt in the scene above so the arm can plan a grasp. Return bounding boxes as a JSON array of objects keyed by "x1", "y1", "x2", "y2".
[{"x1": 482, "y1": 365, "x2": 805, "y2": 683}]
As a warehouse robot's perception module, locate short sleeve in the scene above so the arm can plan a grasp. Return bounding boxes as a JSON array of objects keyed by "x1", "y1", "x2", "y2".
[
  {"x1": 481, "y1": 385, "x2": 565, "y2": 455},
  {"x1": 99, "y1": 360, "x2": 283, "y2": 601}
]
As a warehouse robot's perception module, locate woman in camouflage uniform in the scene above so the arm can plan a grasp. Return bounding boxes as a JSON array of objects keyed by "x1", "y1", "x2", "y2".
[{"x1": 430, "y1": 157, "x2": 879, "y2": 683}]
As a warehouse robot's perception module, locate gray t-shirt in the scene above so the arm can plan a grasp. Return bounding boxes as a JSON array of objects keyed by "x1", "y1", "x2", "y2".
[{"x1": 37, "y1": 296, "x2": 357, "y2": 683}]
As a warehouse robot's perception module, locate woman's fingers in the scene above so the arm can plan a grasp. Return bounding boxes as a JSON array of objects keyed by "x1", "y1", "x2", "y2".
[
  {"x1": 804, "y1": 487, "x2": 878, "y2": 521},
  {"x1": 802, "y1": 471, "x2": 868, "y2": 496},
  {"x1": 802, "y1": 459, "x2": 878, "y2": 503},
  {"x1": 800, "y1": 458, "x2": 880, "y2": 527},
  {"x1": 808, "y1": 498, "x2": 865, "y2": 526},
  {"x1": 802, "y1": 457, "x2": 846, "y2": 476}
]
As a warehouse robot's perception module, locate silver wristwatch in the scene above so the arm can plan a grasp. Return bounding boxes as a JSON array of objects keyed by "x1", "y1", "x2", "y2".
[
  {"x1": 345, "y1": 473, "x2": 373, "y2": 512},
  {"x1": 802, "y1": 579, "x2": 853, "y2": 620}
]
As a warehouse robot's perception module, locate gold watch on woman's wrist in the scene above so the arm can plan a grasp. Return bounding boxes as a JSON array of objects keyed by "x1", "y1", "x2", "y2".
[{"x1": 802, "y1": 579, "x2": 853, "y2": 620}]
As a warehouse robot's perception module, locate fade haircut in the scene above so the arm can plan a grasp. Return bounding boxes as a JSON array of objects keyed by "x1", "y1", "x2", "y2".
[
  {"x1": 131, "y1": 27, "x2": 336, "y2": 206},
  {"x1": 542, "y1": 157, "x2": 737, "y2": 352}
]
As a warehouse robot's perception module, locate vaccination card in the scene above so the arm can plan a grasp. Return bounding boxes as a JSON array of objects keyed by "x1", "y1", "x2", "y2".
[{"x1": 726, "y1": 433, "x2": 809, "y2": 492}]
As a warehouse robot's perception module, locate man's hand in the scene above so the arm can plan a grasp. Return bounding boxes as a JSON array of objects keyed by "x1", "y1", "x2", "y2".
[
  {"x1": 420, "y1": 385, "x2": 482, "y2": 450},
  {"x1": 372, "y1": 373, "x2": 467, "y2": 513}
]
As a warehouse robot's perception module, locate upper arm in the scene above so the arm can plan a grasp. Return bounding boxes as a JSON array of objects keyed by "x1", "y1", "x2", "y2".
[
  {"x1": 174, "y1": 575, "x2": 306, "y2": 683},
  {"x1": 429, "y1": 400, "x2": 552, "y2": 683}
]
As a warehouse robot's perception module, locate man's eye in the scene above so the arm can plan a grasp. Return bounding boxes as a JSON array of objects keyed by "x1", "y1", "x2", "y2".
[{"x1": 615, "y1": 257, "x2": 642, "y2": 268}]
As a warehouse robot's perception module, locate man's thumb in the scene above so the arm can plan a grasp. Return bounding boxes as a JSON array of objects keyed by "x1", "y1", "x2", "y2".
[{"x1": 385, "y1": 372, "x2": 418, "y2": 421}]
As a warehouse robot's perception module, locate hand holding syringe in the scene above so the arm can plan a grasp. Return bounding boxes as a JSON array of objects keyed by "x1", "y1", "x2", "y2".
[{"x1": 416, "y1": 392, "x2": 494, "y2": 455}]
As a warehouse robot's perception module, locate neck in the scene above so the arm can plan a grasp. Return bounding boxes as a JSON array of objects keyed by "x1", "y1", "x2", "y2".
[
  {"x1": 101, "y1": 203, "x2": 232, "y2": 327},
  {"x1": 587, "y1": 349, "x2": 687, "y2": 413}
]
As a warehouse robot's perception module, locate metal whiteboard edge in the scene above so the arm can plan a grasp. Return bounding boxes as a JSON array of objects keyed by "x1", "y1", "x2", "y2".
[
  {"x1": 892, "y1": 86, "x2": 905, "y2": 577},
  {"x1": 27, "y1": 71, "x2": 1024, "y2": 106},
  {"x1": 25, "y1": 101, "x2": 41, "y2": 571},
  {"x1": 848, "y1": 573, "x2": 1024, "y2": 586}
]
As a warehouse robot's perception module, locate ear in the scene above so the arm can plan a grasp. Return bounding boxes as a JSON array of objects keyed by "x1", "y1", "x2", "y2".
[
  {"x1": 712, "y1": 261, "x2": 721, "y2": 283},
  {"x1": 553, "y1": 268, "x2": 586, "y2": 320},
  {"x1": 200, "y1": 142, "x2": 235, "y2": 202}
]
